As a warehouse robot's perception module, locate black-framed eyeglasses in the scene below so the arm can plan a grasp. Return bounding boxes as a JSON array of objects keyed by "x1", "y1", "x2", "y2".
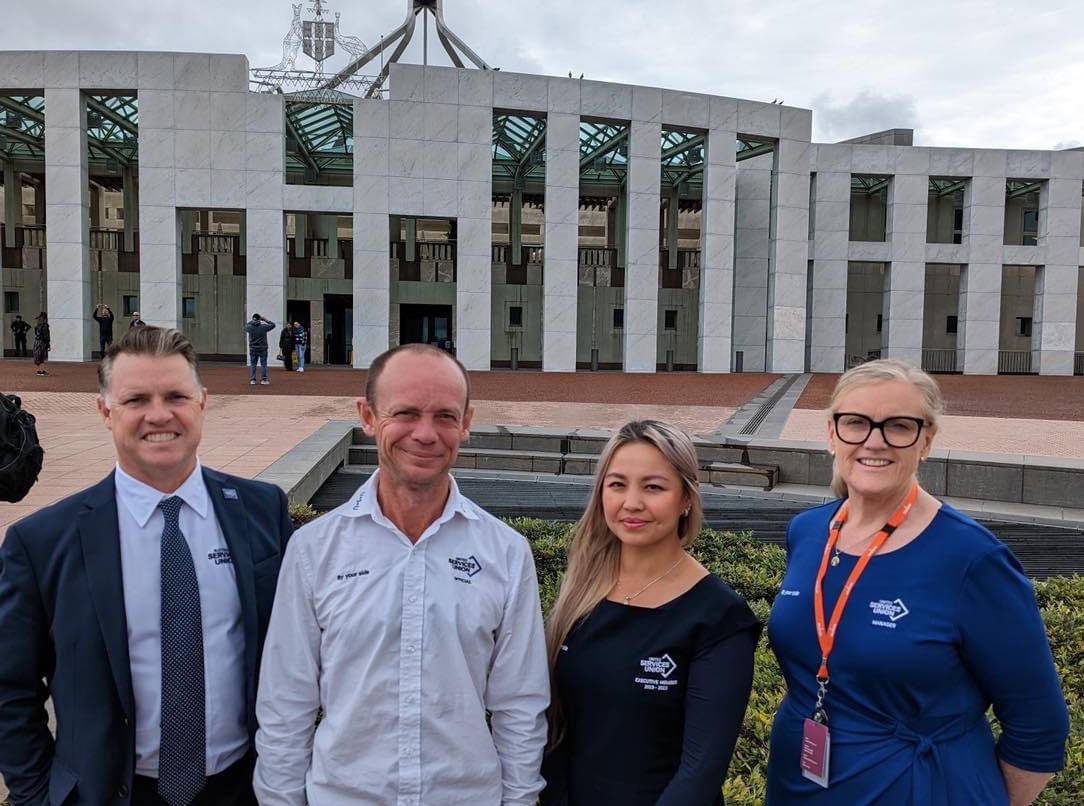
[{"x1": 832, "y1": 413, "x2": 926, "y2": 448}]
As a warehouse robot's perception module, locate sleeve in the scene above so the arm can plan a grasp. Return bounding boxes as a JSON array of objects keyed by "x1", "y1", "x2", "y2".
[
  {"x1": 0, "y1": 526, "x2": 56, "y2": 806},
  {"x1": 957, "y1": 544, "x2": 1070, "y2": 773},
  {"x1": 655, "y1": 601, "x2": 761, "y2": 806},
  {"x1": 484, "y1": 541, "x2": 551, "y2": 806},
  {"x1": 253, "y1": 535, "x2": 322, "y2": 806}
]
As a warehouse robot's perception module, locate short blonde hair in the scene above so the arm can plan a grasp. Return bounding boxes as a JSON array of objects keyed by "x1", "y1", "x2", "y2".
[{"x1": 827, "y1": 358, "x2": 944, "y2": 497}]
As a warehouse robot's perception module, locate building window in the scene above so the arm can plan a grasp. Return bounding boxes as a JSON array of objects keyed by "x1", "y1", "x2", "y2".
[
  {"x1": 876, "y1": 314, "x2": 883, "y2": 333},
  {"x1": 946, "y1": 315, "x2": 958, "y2": 334},
  {"x1": 123, "y1": 295, "x2": 139, "y2": 316},
  {"x1": 508, "y1": 305, "x2": 523, "y2": 328},
  {"x1": 664, "y1": 309, "x2": 678, "y2": 330},
  {"x1": 613, "y1": 308, "x2": 624, "y2": 330},
  {"x1": 1015, "y1": 316, "x2": 1032, "y2": 338},
  {"x1": 1022, "y1": 210, "x2": 1038, "y2": 246},
  {"x1": 3, "y1": 291, "x2": 18, "y2": 314},
  {"x1": 182, "y1": 297, "x2": 196, "y2": 319},
  {"x1": 952, "y1": 208, "x2": 963, "y2": 244}
]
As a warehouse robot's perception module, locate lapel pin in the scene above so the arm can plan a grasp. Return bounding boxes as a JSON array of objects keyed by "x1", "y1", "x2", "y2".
[{"x1": 223, "y1": 488, "x2": 239, "y2": 500}]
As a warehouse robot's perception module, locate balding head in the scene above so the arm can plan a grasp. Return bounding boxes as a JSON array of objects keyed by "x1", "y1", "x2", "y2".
[{"x1": 364, "y1": 343, "x2": 470, "y2": 413}]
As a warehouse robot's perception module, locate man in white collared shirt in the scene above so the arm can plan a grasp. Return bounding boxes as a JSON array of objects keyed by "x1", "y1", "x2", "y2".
[
  {"x1": 254, "y1": 344, "x2": 549, "y2": 806},
  {"x1": 0, "y1": 327, "x2": 293, "y2": 806}
]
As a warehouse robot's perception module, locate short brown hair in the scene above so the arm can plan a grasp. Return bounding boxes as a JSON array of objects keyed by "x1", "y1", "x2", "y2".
[
  {"x1": 98, "y1": 326, "x2": 202, "y2": 401},
  {"x1": 365, "y1": 344, "x2": 470, "y2": 411}
]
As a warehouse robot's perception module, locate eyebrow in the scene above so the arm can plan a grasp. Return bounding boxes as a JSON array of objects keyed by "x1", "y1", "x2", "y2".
[{"x1": 604, "y1": 472, "x2": 672, "y2": 482}]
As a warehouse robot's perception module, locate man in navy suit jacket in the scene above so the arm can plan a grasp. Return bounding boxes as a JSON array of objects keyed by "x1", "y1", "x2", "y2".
[{"x1": 0, "y1": 327, "x2": 293, "y2": 806}]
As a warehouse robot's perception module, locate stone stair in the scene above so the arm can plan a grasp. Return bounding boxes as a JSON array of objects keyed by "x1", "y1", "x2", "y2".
[{"x1": 346, "y1": 425, "x2": 780, "y2": 490}]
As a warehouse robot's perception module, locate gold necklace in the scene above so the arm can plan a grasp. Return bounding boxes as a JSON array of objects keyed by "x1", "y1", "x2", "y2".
[{"x1": 620, "y1": 554, "x2": 686, "y2": 605}]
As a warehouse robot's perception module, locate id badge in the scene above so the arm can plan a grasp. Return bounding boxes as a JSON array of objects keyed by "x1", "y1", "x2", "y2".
[{"x1": 800, "y1": 717, "x2": 830, "y2": 788}]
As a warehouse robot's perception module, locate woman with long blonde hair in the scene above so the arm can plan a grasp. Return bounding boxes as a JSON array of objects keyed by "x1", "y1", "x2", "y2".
[{"x1": 541, "y1": 420, "x2": 760, "y2": 806}]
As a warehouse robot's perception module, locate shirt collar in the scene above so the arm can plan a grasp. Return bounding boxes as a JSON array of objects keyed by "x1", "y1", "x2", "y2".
[
  {"x1": 115, "y1": 460, "x2": 210, "y2": 528},
  {"x1": 345, "y1": 468, "x2": 479, "y2": 526}
]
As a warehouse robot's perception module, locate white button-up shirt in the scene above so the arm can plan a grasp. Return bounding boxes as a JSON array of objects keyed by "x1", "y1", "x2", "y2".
[
  {"x1": 114, "y1": 461, "x2": 248, "y2": 777},
  {"x1": 254, "y1": 471, "x2": 549, "y2": 806}
]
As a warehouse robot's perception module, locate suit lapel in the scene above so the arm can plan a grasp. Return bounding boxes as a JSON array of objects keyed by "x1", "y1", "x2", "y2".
[
  {"x1": 204, "y1": 469, "x2": 259, "y2": 712},
  {"x1": 78, "y1": 473, "x2": 135, "y2": 721}
]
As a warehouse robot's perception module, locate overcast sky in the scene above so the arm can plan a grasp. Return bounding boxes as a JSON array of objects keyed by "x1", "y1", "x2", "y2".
[{"x1": 7, "y1": 0, "x2": 1084, "y2": 150}]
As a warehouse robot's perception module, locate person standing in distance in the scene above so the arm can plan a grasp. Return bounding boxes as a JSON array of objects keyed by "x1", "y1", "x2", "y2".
[
  {"x1": 244, "y1": 313, "x2": 275, "y2": 386},
  {"x1": 130, "y1": 311, "x2": 146, "y2": 329},
  {"x1": 0, "y1": 326, "x2": 293, "y2": 806},
  {"x1": 291, "y1": 321, "x2": 307, "y2": 372},
  {"x1": 277, "y1": 322, "x2": 294, "y2": 373},
  {"x1": 255, "y1": 343, "x2": 550, "y2": 805},
  {"x1": 10, "y1": 314, "x2": 31, "y2": 357},
  {"x1": 31, "y1": 312, "x2": 50, "y2": 376},
  {"x1": 94, "y1": 303, "x2": 116, "y2": 357}
]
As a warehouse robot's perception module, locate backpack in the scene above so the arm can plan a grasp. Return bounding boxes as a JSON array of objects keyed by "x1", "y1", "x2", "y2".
[{"x1": 0, "y1": 394, "x2": 45, "y2": 503}]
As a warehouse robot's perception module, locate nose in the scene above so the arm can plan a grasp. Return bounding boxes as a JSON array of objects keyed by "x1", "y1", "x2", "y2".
[
  {"x1": 144, "y1": 396, "x2": 173, "y2": 424},
  {"x1": 623, "y1": 487, "x2": 645, "y2": 512},
  {"x1": 863, "y1": 424, "x2": 889, "y2": 449},
  {"x1": 411, "y1": 414, "x2": 439, "y2": 443}
]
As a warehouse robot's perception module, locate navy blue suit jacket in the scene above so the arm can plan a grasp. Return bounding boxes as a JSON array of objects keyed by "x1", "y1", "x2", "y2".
[{"x1": 0, "y1": 468, "x2": 293, "y2": 806}]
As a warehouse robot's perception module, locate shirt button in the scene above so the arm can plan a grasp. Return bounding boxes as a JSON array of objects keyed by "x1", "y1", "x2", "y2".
[
  {"x1": 407, "y1": 645, "x2": 416, "y2": 653},
  {"x1": 408, "y1": 595, "x2": 417, "y2": 603},
  {"x1": 117, "y1": 784, "x2": 129, "y2": 798}
]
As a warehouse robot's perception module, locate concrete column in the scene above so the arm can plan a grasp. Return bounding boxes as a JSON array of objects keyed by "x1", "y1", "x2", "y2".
[
  {"x1": 960, "y1": 174, "x2": 1006, "y2": 374},
  {"x1": 245, "y1": 209, "x2": 286, "y2": 326},
  {"x1": 766, "y1": 137, "x2": 811, "y2": 371},
  {"x1": 613, "y1": 191, "x2": 627, "y2": 267},
  {"x1": 122, "y1": 166, "x2": 136, "y2": 252},
  {"x1": 404, "y1": 217, "x2": 416, "y2": 262},
  {"x1": 1035, "y1": 160, "x2": 1083, "y2": 374},
  {"x1": 883, "y1": 173, "x2": 928, "y2": 363},
  {"x1": 510, "y1": 188, "x2": 523, "y2": 266},
  {"x1": 89, "y1": 183, "x2": 101, "y2": 230},
  {"x1": 734, "y1": 154, "x2": 773, "y2": 371},
  {"x1": 238, "y1": 210, "x2": 247, "y2": 257},
  {"x1": 294, "y1": 212, "x2": 306, "y2": 258},
  {"x1": 624, "y1": 120, "x2": 662, "y2": 372},
  {"x1": 352, "y1": 98, "x2": 390, "y2": 368},
  {"x1": 666, "y1": 186, "x2": 680, "y2": 270},
  {"x1": 808, "y1": 164, "x2": 850, "y2": 372},
  {"x1": 179, "y1": 210, "x2": 196, "y2": 255},
  {"x1": 3, "y1": 161, "x2": 18, "y2": 248},
  {"x1": 542, "y1": 112, "x2": 579, "y2": 371},
  {"x1": 308, "y1": 298, "x2": 324, "y2": 364},
  {"x1": 34, "y1": 182, "x2": 45, "y2": 225},
  {"x1": 44, "y1": 88, "x2": 93, "y2": 360},
  {"x1": 699, "y1": 125, "x2": 737, "y2": 372}
]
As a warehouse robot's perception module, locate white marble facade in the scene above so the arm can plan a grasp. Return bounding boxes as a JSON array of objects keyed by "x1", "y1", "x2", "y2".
[{"x1": 1, "y1": 51, "x2": 1082, "y2": 373}]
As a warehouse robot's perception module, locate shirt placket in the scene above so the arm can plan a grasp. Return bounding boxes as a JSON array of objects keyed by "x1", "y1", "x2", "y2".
[{"x1": 397, "y1": 540, "x2": 427, "y2": 805}]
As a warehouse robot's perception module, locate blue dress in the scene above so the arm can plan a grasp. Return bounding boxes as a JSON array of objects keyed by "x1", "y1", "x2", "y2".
[{"x1": 766, "y1": 501, "x2": 1068, "y2": 805}]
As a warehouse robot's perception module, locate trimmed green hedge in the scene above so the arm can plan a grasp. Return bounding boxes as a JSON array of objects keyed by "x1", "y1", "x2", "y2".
[{"x1": 507, "y1": 518, "x2": 1084, "y2": 806}]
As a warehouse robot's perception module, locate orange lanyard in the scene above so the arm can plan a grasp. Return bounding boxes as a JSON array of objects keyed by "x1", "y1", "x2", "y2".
[{"x1": 813, "y1": 483, "x2": 918, "y2": 682}]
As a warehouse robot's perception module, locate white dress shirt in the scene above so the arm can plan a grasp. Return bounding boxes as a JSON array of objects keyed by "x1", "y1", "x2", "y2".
[
  {"x1": 254, "y1": 471, "x2": 549, "y2": 806},
  {"x1": 114, "y1": 461, "x2": 248, "y2": 777}
]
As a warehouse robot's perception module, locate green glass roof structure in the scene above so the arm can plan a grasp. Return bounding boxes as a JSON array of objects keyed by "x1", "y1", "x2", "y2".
[
  {"x1": 0, "y1": 94, "x2": 139, "y2": 170},
  {"x1": 491, "y1": 114, "x2": 776, "y2": 187},
  {"x1": 0, "y1": 95, "x2": 45, "y2": 160},
  {"x1": 284, "y1": 92, "x2": 355, "y2": 177}
]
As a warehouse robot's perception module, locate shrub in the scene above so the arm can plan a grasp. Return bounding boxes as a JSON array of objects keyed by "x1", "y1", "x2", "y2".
[
  {"x1": 511, "y1": 519, "x2": 1084, "y2": 806},
  {"x1": 289, "y1": 501, "x2": 320, "y2": 527}
]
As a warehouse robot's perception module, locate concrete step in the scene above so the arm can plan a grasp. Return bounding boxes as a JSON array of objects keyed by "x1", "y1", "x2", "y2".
[
  {"x1": 348, "y1": 445, "x2": 564, "y2": 474},
  {"x1": 703, "y1": 462, "x2": 778, "y2": 490}
]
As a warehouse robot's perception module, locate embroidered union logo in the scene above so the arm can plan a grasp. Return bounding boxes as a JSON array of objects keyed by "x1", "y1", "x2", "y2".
[
  {"x1": 869, "y1": 598, "x2": 910, "y2": 628},
  {"x1": 207, "y1": 548, "x2": 233, "y2": 565},
  {"x1": 449, "y1": 555, "x2": 483, "y2": 578},
  {"x1": 639, "y1": 654, "x2": 678, "y2": 678}
]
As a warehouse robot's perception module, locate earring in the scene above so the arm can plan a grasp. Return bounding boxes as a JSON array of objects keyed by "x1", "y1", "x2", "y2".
[{"x1": 682, "y1": 507, "x2": 690, "y2": 517}]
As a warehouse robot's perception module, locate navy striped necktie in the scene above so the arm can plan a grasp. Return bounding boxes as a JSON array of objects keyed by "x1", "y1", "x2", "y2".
[{"x1": 158, "y1": 495, "x2": 207, "y2": 806}]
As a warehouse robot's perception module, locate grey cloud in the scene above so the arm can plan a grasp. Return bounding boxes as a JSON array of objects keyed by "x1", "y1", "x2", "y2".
[{"x1": 811, "y1": 90, "x2": 921, "y2": 143}]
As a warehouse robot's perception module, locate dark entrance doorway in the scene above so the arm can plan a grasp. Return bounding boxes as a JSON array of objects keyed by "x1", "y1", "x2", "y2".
[
  {"x1": 323, "y1": 293, "x2": 352, "y2": 365},
  {"x1": 400, "y1": 304, "x2": 454, "y2": 353}
]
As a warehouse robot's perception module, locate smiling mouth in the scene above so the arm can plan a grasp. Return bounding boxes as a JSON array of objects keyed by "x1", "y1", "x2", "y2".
[
  {"x1": 621, "y1": 519, "x2": 649, "y2": 527},
  {"x1": 857, "y1": 458, "x2": 892, "y2": 467},
  {"x1": 143, "y1": 432, "x2": 180, "y2": 443}
]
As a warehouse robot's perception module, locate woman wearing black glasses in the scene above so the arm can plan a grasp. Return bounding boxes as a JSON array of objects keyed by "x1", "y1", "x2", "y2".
[{"x1": 765, "y1": 359, "x2": 1068, "y2": 806}]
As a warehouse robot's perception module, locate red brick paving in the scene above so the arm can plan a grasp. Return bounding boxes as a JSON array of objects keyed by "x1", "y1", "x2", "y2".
[
  {"x1": 796, "y1": 373, "x2": 1084, "y2": 421},
  {"x1": 1, "y1": 359, "x2": 778, "y2": 407}
]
